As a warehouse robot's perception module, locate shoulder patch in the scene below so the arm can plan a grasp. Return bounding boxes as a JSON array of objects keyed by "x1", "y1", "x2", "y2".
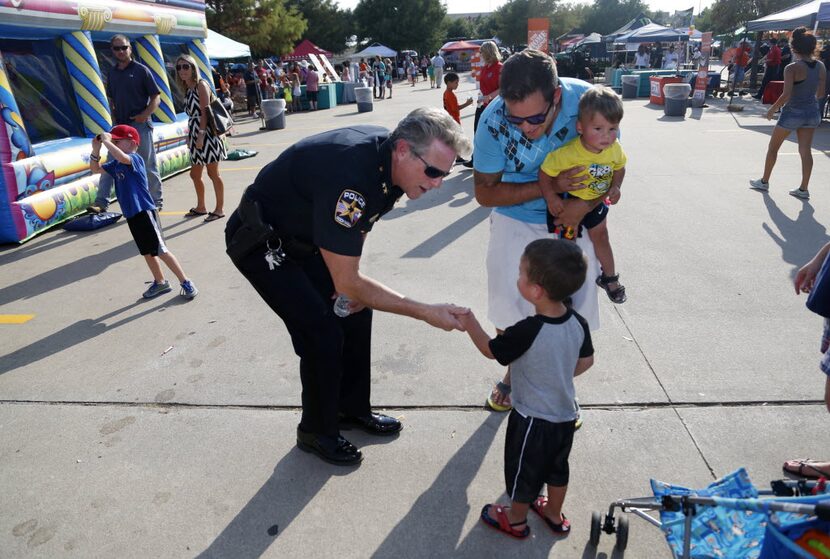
[{"x1": 334, "y1": 189, "x2": 366, "y2": 228}]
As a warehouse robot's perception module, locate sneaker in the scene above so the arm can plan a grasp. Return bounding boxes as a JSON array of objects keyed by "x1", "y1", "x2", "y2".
[
  {"x1": 789, "y1": 188, "x2": 810, "y2": 200},
  {"x1": 180, "y1": 279, "x2": 198, "y2": 299},
  {"x1": 142, "y1": 279, "x2": 171, "y2": 299},
  {"x1": 749, "y1": 179, "x2": 769, "y2": 191},
  {"x1": 87, "y1": 205, "x2": 104, "y2": 214}
]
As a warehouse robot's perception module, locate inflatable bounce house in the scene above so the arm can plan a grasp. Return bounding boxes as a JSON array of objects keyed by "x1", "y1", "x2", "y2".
[{"x1": 0, "y1": 0, "x2": 214, "y2": 243}]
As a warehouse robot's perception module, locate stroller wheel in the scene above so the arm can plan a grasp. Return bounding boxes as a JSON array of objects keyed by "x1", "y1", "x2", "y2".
[
  {"x1": 590, "y1": 511, "x2": 602, "y2": 546},
  {"x1": 615, "y1": 515, "x2": 629, "y2": 551}
]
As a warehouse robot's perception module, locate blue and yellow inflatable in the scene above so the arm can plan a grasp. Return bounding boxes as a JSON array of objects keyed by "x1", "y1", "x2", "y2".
[{"x1": 0, "y1": 0, "x2": 214, "y2": 243}]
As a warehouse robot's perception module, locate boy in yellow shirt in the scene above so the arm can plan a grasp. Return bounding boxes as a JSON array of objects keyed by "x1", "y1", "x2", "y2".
[{"x1": 541, "y1": 86, "x2": 627, "y2": 303}]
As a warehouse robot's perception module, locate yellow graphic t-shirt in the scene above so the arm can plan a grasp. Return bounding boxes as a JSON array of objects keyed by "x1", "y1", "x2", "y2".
[{"x1": 540, "y1": 136, "x2": 627, "y2": 201}]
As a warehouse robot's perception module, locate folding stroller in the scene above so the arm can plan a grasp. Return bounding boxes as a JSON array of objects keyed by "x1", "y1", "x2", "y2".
[{"x1": 590, "y1": 468, "x2": 830, "y2": 558}]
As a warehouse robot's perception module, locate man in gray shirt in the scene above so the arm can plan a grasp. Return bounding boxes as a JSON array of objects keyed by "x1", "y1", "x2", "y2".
[{"x1": 89, "y1": 34, "x2": 162, "y2": 213}]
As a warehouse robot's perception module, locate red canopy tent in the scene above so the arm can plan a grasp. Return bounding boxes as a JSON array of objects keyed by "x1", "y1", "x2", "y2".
[
  {"x1": 281, "y1": 39, "x2": 333, "y2": 61},
  {"x1": 441, "y1": 40, "x2": 481, "y2": 52}
]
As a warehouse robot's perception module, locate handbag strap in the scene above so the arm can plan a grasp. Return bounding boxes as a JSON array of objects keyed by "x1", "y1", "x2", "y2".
[{"x1": 199, "y1": 79, "x2": 217, "y2": 105}]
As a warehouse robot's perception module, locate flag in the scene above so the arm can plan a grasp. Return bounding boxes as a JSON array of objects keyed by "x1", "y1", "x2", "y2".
[{"x1": 672, "y1": 7, "x2": 694, "y2": 28}]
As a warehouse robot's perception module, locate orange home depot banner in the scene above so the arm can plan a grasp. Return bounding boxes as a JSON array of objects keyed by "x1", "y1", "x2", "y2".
[
  {"x1": 692, "y1": 32, "x2": 713, "y2": 106},
  {"x1": 471, "y1": 52, "x2": 482, "y2": 81},
  {"x1": 528, "y1": 18, "x2": 550, "y2": 53}
]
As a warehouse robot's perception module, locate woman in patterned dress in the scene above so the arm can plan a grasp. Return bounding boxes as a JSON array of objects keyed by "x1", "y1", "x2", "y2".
[{"x1": 175, "y1": 54, "x2": 227, "y2": 222}]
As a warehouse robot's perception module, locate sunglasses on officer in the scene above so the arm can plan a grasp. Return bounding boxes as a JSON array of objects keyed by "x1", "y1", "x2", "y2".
[
  {"x1": 504, "y1": 99, "x2": 553, "y2": 126},
  {"x1": 413, "y1": 151, "x2": 451, "y2": 179}
]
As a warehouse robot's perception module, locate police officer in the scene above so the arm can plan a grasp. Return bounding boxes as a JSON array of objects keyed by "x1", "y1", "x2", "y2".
[{"x1": 226, "y1": 107, "x2": 472, "y2": 466}]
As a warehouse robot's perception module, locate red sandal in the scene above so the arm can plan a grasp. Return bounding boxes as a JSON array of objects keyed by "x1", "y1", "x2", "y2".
[
  {"x1": 531, "y1": 495, "x2": 571, "y2": 536},
  {"x1": 480, "y1": 504, "x2": 530, "y2": 539}
]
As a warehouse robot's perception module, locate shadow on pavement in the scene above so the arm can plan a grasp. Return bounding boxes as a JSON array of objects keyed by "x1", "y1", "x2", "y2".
[
  {"x1": 402, "y1": 205, "x2": 491, "y2": 259},
  {"x1": 195, "y1": 447, "x2": 348, "y2": 559},
  {"x1": 0, "y1": 298, "x2": 186, "y2": 376},
  {"x1": 760, "y1": 193, "x2": 830, "y2": 278},
  {"x1": 371, "y1": 413, "x2": 529, "y2": 557},
  {"x1": 0, "y1": 220, "x2": 202, "y2": 304},
  {"x1": 385, "y1": 172, "x2": 476, "y2": 221}
]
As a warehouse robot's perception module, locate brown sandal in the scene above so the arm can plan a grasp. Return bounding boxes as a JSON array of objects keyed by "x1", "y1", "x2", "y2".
[{"x1": 596, "y1": 273, "x2": 627, "y2": 304}]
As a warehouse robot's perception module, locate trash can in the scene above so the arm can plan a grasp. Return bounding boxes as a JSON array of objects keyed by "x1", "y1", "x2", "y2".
[
  {"x1": 355, "y1": 87, "x2": 373, "y2": 113},
  {"x1": 663, "y1": 83, "x2": 691, "y2": 117},
  {"x1": 649, "y1": 75, "x2": 684, "y2": 105},
  {"x1": 621, "y1": 75, "x2": 639, "y2": 99},
  {"x1": 261, "y1": 99, "x2": 285, "y2": 130}
]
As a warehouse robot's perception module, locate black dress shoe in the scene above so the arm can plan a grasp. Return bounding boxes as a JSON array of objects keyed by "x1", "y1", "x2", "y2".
[
  {"x1": 296, "y1": 426, "x2": 362, "y2": 466},
  {"x1": 339, "y1": 412, "x2": 402, "y2": 436}
]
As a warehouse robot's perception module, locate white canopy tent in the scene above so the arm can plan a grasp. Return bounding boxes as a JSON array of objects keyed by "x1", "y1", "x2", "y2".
[
  {"x1": 747, "y1": 0, "x2": 830, "y2": 31},
  {"x1": 351, "y1": 42, "x2": 397, "y2": 59},
  {"x1": 205, "y1": 29, "x2": 251, "y2": 60}
]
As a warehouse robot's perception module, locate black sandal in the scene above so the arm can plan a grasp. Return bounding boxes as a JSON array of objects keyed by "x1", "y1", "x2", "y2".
[{"x1": 596, "y1": 273, "x2": 627, "y2": 304}]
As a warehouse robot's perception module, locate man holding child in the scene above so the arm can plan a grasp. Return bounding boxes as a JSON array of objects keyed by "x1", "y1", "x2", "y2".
[{"x1": 472, "y1": 49, "x2": 603, "y2": 411}]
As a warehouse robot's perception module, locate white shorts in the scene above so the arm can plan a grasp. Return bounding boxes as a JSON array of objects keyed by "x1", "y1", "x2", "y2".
[{"x1": 486, "y1": 211, "x2": 600, "y2": 331}]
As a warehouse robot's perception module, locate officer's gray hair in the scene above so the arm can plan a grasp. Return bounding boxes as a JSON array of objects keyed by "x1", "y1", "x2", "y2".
[{"x1": 390, "y1": 107, "x2": 472, "y2": 159}]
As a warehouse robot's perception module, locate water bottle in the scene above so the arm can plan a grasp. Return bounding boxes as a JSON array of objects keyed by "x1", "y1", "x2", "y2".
[{"x1": 333, "y1": 294, "x2": 351, "y2": 317}]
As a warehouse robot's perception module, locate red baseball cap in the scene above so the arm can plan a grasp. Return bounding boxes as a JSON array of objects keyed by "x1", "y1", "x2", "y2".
[{"x1": 110, "y1": 124, "x2": 140, "y2": 146}]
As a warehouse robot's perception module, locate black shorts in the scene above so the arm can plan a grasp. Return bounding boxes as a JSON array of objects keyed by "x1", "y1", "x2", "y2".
[
  {"x1": 504, "y1": 410, "x2": 575, "y2": 503},
  {"x1": 581, "y1": 201, "x2": 608, "y2": 230},
  {"x1": 307, "y1": 90, "x2": 318, "y2": 102},
  {"x1": 127, "y1": 210, "x2": 167, "y2": 256},
  {"x1": 546, "y1": 197, "x2": 609, "y2": 235}
]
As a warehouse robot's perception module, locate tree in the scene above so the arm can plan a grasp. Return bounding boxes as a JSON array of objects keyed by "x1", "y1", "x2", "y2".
[
  {"x1": 472, "y1": 14, "x2": 499, "y2": 39},
  {"x1": 285, "y1": 0, "x2": 354, "y2": 54},
  {"x1": 353, "y1": 0, "x2": 446, "y2": 54},
  {"x1": 445, "y1": 16, "x2": 474, "y2": 42},
  {"x1": 694, "y1": 7, "x2": 714, "y2": 34},
  {"x1": 206, "y1": 0, "x2": 307, "y2": 57},
  {"x1": 579, "y1": 0, "x2": 650, "y2": 36},
  {"x1": 708, "y1": 0, "x2": 795, "y2": 35},
  {"x1": 549, "y1": 3, "x2": 592, "y2": 39},
  {"x1": 490, "y1": 0, "x2": 560, "y2": 47}
]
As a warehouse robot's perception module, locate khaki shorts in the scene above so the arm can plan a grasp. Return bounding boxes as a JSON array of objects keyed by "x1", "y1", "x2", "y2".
[{"x1": 486, "y1": 211, "x2": 600, "y2": 331}]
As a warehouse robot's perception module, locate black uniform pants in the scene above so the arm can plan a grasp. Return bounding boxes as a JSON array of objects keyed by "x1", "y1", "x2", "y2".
[{"x1": 226, "y1": 213, "x2": 373, "y2": 437}]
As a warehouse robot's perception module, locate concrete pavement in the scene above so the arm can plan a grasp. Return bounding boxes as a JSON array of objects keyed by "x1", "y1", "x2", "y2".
[{"x1": 1, "y1": 74, "x2": 829, "y2": 558}]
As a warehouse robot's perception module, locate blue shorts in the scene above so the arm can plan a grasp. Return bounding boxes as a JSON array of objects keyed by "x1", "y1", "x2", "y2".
[{"x1": 777, "y1": 105, "x2": 820, "y2": 130}]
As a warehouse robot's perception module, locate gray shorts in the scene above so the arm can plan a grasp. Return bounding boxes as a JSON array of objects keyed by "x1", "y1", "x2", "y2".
[{"x1": 777, "y1": 105, "x2": 820, "y2": 130}]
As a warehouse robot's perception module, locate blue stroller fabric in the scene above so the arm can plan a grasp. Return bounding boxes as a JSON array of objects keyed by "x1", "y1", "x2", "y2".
[
  {"x1": 758, "y1": 494, "x2": 830, "y2": 559},
  {"x1": 651, "y1": 468, "x2": 765, "y2": 559},
  {"x1": 63, "y1": 211, "x2": 122, "y2": 231}
]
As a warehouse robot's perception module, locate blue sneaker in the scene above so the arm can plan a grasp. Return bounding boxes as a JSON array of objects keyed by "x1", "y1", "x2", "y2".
[
  {"x1": 180, "y1": 280, "x2": 198, "y2": 300},
  {"x1": 143, "y1": 279, "x2": 171, "y2": 299}
]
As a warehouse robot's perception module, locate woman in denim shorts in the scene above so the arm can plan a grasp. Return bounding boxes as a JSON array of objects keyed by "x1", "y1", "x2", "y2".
[{"x1": 750, "y1": 27, "x2": 827, "y2": 200}]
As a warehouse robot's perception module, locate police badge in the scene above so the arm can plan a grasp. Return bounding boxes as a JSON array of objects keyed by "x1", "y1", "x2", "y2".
[{"x1": 334, "y1": 189, "x2": 366, "y2": 228}]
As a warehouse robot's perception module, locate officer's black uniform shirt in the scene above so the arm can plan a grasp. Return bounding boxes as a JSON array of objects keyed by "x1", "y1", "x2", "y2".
[{"x1": 248, "y1": 126, "x2": 403, "y2": 257}]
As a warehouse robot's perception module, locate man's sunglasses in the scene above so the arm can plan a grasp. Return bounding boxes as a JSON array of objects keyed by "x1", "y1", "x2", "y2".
[
  {"x1": 176, "y1": 64, "x2": 192, "y2": 70},
  {"x1": 111, "y1": 45, "x2": 129, "y2": 52},
  {"x1": 505, "y1": 100, "x2": 553, "y2": 126},
  {"x1": 414, "y1": 152, "x2": 450, "y2": 179}
]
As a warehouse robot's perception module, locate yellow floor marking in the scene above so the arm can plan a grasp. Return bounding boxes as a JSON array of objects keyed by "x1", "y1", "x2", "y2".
[
  {"x1": 0, "y1": 314, "x2": 35, "y2": 324},
  {"x1": 159, "y1": 211, "x2": 186, "y2": 216}
]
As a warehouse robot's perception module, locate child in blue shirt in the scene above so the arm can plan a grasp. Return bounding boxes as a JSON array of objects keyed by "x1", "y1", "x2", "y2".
[{"x1": 90, "y1": 125, "x2": 198, "y2": 300}]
